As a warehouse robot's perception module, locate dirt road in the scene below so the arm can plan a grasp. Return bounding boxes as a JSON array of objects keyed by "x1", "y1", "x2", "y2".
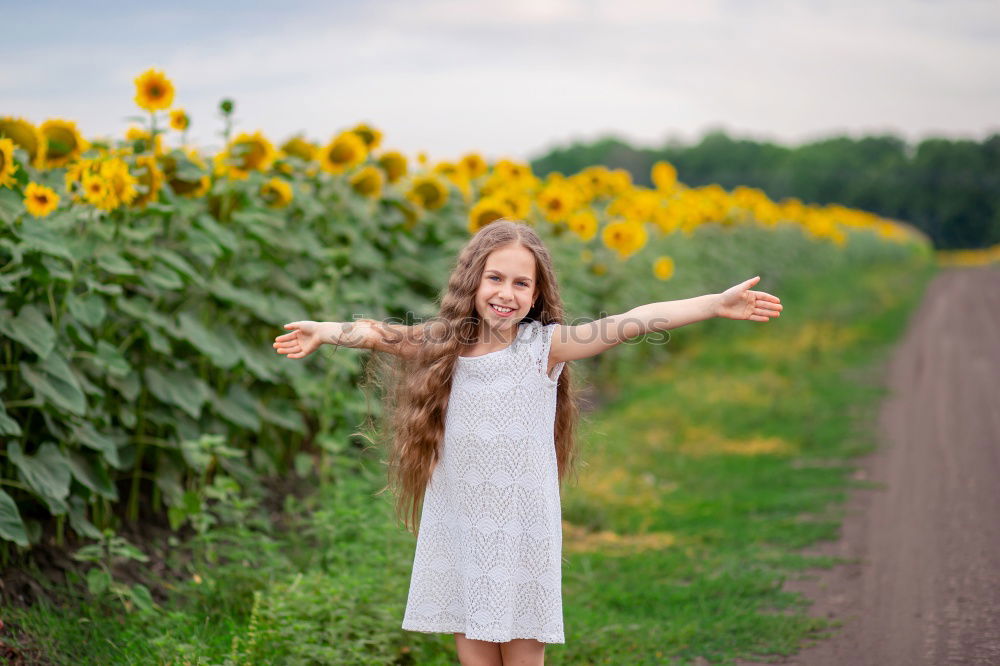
[{"x1": 742, "y1": 265, "x2": 1000, "y2": 666}]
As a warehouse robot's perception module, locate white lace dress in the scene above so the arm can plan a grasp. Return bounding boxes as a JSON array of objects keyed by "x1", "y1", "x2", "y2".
[{"x1": 401, "y1": 319, "x2": 567, "y2": 644}]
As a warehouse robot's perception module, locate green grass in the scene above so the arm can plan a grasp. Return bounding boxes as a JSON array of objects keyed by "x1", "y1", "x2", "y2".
[{"x1": 1, "y1": 252, "x2": 935, "y2": 665}]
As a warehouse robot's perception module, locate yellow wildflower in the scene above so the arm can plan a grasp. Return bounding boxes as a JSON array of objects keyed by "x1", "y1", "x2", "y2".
[{"x1": 23, "y1": 182, "x2": 59, "y2": 218}]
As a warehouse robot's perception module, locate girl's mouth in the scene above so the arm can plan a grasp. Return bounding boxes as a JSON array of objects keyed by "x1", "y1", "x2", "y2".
[{"x1": 490, "y1": 304, "x2": 514, "y2": 317}]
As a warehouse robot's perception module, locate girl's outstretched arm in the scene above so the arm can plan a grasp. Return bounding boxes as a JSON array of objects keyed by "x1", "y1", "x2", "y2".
[
  {"x1": 273, "y1": 319, "x2": 426, "y2": 360},
  {"x1": 549, "y1": 276, "x2": 782, "y2": 365}
]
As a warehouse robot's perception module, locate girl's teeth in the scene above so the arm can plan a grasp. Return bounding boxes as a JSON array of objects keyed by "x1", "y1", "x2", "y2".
[{"x1": 492, "y1": 305, "x2": 512, "y2": 313}]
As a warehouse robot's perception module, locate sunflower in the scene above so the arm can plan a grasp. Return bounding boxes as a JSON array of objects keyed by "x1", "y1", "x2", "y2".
[
  {"x1": 653, "y1": 256, "x2": 675, "y2": 281},
  {"x1": 169, "y1": 109, "x2": 190, "y2": 131},
  {"x1": 280, "y1": 135, "x2": 318, "y2": 162},
  {"x1": 0, "y1": 138, "x2": 18, "y2": 188},
  {"x1": 376, "y1": 151, "x2": 407, "y2": 183},
  {"x1": 131, "y1": 155, "x2": 164, "y2": 208},
  {"x1": 492, "y1": 158, "x2": 533, "y2": 183},
  {"x1": 536, "y1": 184, "x2": 577, "y2": 223},
  {"x1": 220, "y1": 131, "x2": 276, "y2": 179},
  {"x1": 651, "y1": 161, "x2": 677, "y2": 192},
  {"x1": 23, "y1": 182, "x2": 59, "y2": 218},
  {"x1": 432, "y1": 161, "x2": 471, "y2": 200},
  {"x1": 102, "y1": 158, "x2": 138, "y2": 209},
  {"x1": 467, "y1": 197, "x2": 512, "y2": 234},
  {"x1": 81, "y1": 174, "x2": 110, "y2": 208},
  {"x1": 0, "y1": 117, "x2": 46, "y2": 168},
  {"x1": 349, "y1": 166, "x2": 384, "y2": 199},
  {"x1": 406, "y1": 175, "x2": 449, "y2": 211},
  {"x1": 319, "y1": 131, "x2": 367, "y2": 174},
  {"x1": 260, "y1": 177, "x2": 293, "y2": 208},
  {"x1": 134, "y1": 69, "x2": 175, "y2": 112},
  {"x1": 566, "y1": 210, "x2": 598, "y2": 241},
  {"x1": 40, "y1": 119, "x2": 87, "y2": 168},
  {"x1": 460, "y1": 152, "x2": 488, "y2": 179},
  {"x1": 494, "y1": 188, "x2": 532, "y2": 220},
  {"x1": 601, "y1": 219, "x2": 648, "y2": 259},
  {"x1": 350, "y1": 123, "x2": 383, "y2": 151}
]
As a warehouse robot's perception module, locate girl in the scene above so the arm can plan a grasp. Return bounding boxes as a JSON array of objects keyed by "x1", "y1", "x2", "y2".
[{"x1": 273, "y1": 219, "x2": 782, "y2": 665}]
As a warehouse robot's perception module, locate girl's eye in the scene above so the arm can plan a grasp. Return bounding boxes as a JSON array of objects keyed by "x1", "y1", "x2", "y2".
[{"x1": 488, "y1": 276, "x2": 529, "y2": 287}]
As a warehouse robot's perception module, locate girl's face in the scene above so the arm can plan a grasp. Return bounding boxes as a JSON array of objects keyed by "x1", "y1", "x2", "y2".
[{"x1": 474, "y1": 244, "x2": 538, "y2": 335}]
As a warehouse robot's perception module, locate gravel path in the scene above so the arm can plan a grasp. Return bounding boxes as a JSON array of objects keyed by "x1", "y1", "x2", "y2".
[{"x1": 740, "y1": 265, "x2": 1000, "y2": 666}]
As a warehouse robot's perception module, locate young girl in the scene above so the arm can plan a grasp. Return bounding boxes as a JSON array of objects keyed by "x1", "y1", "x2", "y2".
[{"x1": 273, "y1": 219, "x2": 782, "y2": 665}]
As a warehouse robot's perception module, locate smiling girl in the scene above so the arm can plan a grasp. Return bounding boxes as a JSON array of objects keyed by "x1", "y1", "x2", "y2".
[{"x1": 273, "y1": 219, "x2": 782, "y2": 665}]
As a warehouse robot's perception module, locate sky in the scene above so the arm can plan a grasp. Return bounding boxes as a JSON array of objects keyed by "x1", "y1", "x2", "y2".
[{"x1": 4, "y1": 0, "x2": 1000, "y2": 162}]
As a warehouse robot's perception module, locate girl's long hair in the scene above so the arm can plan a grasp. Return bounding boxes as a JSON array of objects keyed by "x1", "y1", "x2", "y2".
[{"x1": 354, "y1": 219, "x2": 581, "y2": 535}]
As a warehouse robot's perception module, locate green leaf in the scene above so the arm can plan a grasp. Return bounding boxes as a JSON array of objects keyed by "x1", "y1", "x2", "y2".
[
  {"x1": 194, "y1": 214, "x2": 239, "y2": 253},
  {"x1": 95, "y1": 251, "x2": 135, "y2": 275},
  {"x1": 106, "y1": 369, "x2": 140, "y2": 404},
  {"x1": 130, "y1": 584, "x2": 157, "y2": 613},
  {"x1": 20, "y1": 360, "x2": 88, "y2": 416},
  {"x1": 68, "y1": 450, "x2": 118, "y2": 500},
  {"x1": 0, "y1": 304, "x2": 57, "y2": 358},
  {"x1": 0, "y1": 402, "x2": 23, "y2": 436},
  {"x1": 150, "y1": 247, "x2": 200, "y2": 282},
  {"x1": 67, "y1": 292, "x2": 107, "y2": 328},
  {"x1": 16, "y1": 223, "x2": 76, "y2": 262},
  {"x1": 259, "y1": 398, "x2": 306, "y2": 434},
  {"x1": 87, "y1": 568, "x2": 111, "y2": 595},
  {"x1": 0, "y1": 488, "x2": 29, "y2": 547},
  {"x1": 143, "y1": 366, "x2": 210, "y2": 419},
  {"x1": 93, "y1": 340, "x2": 131, "y2": 377},
  {"x1": 210, "y1": 383, "x2": 261, "y2": 430},
  {"x1": 70, "y1": 420, "x2": 122, "y2": 469},
  {"x1": 41, "y1": 255, "x2": 74, "y2": 281},
  {"x1": 0, "y1": 267, "x2": 31, "y2": 293},
  {"x1": 68, "y1": 495, "x2": 103, "y2": 539},
  {"x1": 8, "y1": 442, "x2": 72, "y2": 515},
  {"x1": 175, "y1": 312, "x2": 240, "y2": 369},
  {"x1": 143, "y1": 261, "x2": 184, "y2": 290},
  {"x1": 84, "y1": 277, "x2": 123, "y2": 296}
]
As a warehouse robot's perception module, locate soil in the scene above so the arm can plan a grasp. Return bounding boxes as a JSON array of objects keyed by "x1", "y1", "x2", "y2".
[{"x1": 738, "y1": 265, "x2": 1000, "y2": 666}]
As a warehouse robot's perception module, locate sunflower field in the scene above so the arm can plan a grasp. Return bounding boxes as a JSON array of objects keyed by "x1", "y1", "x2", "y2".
[{"x1": 0, "y1": 67, "x2": 931, "y2": 572}]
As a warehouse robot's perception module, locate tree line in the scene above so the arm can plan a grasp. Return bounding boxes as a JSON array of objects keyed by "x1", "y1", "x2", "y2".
[{"x1": 530, "y1": 130, "x2": 1000, "y2": 249}]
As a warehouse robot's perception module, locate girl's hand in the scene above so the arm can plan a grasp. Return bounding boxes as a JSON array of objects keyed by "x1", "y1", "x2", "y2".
[
  {"x1": 715, "y1": 276, "x2": 783, "y2": 322},
  {"x1": 273, "y1": 320, "x2": 340, "y2": 359}
]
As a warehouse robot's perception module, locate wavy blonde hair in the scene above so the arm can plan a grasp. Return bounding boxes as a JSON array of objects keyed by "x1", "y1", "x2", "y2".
[{"x1": 355, "y1": 219, "x2": 582, "y2": 535}]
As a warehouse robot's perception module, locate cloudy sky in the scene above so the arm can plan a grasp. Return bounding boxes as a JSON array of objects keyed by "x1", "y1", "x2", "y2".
[{"x1": 5, "y1": 0, "x2": 999, "y2": 161}]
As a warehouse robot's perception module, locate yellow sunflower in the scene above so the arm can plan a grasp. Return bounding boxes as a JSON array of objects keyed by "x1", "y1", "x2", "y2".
[
  {"x1": 260, "y1": 177, "x2": 294, "y2": 208},
  {"x1": 280, "y1": 135, "x2": 318, "y2": 162},
  {"x1": 460, "y1": 152, "x2": 488, "y2": 179},
  {"x1": 23, "y1": 182, "x2": 60, "y2": 218},
  {"x1": 40, "y1": 119, "x2": 87, "y2": 168},
  {"x1": 493, "y1": 158, "x2": 533, "y2": 183},
  {"x1": 0, "y1": 117, "x2": 46, "y2": 168},
  {"x1": 0, "y1": 138, "x2": 19, "y2": 188},
  {"x1": 566, "y1": 210, "x2": 598, "y2": 241},
  {"x1": 81, "y1": 174, "x2": 110, "y2": 208},
  {"x1": 536, "y1": 184, "x2": 577, "y2": 223},
  {"x1": 134, "y1": 69, "x2": 175, "y2": 112},
  {"x1": 376, "y1": 151, "x2": 407, "y2": 183},
  {"x1": 349, "y1": 166, "x2": 384, "y2": 199},
  {"x1": 651, "y1": 161, "x2": 677, "y2": 192},
  {"x1": 131, "y1": 155, "x2": 164, "y2": 208},
  {"x1": 653, "y1": 256, "x2": 675, "y2": 281},
  {"x1": 319, "y1": 131, "x2": 367, "y2": 174},
  {"x1": 220, "y1": 131, "x2": 276, "y2": 179},
  {"x1": 169, "y1": 109, "x2": 190, "y2": 131},
  {"x1": 468, "y1": 197, "x2": 512, "y2": 234},
  {"x1": 351, "y1": 123, "x2": 383, "y2": 151},
  {"x1": 406, "y1": 175, "x2": 449, "y2": 211},
  {"x1": 601, "y1": 219, "x2": 648, "y2": 259}
]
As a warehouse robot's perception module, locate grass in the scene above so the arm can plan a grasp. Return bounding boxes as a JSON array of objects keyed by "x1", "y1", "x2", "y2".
[{"x1": 1, "y1": 251, "x2": 936, "y2": 665}]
